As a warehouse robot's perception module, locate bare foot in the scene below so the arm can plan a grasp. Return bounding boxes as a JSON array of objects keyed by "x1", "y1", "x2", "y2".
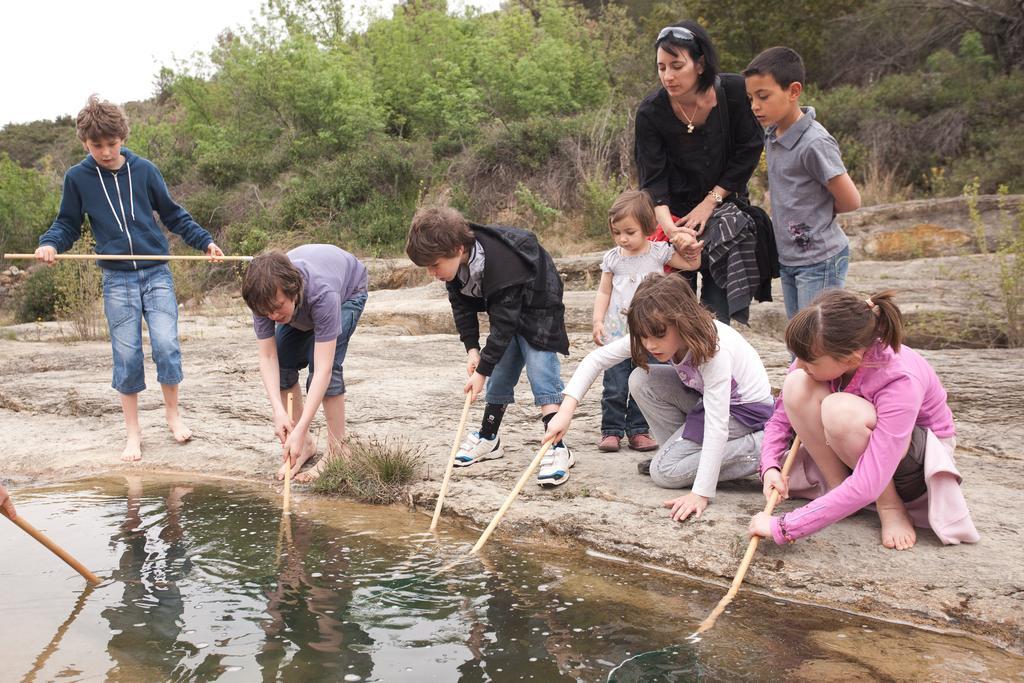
[
  {"x1": 294, "y1": 440, "x2": 350, "y2": 484},
  {"x1": 294, "y1": 454, "x2": 335, "y2": 484},
  {"x1": 276, "y1": 435, "x2": 317, "y2": 481},
  {"x1": 878, "y1": 503, "x2": 917, "y2": 550},
  {"x1": 167, "y1": 412, "x2": 193, "y2": 443},
  {"x1": 121, "y1": 435, "x2": 142, "y2": 462}
]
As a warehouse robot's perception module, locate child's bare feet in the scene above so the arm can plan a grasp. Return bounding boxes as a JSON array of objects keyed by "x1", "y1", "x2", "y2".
[
  {"x1": 277, "y1": 435, "x2": 317, "y2": 481},
  {"x1": 878, "y1": 502, "x2": 917, "y2": 550},
  {"x1": 294, "y1": 440, "x2": 351, "y2": 484},
  {"x1": 121, "y1": 435, "x2": 142, "y2": 462},
  {"x1": 167, "y1": 411, "x2": 193, "y2": 443}
]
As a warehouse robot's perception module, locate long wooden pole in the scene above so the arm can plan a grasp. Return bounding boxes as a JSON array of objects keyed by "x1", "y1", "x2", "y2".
[
  {"x1": 429, "y1": 393, "x2": 474, "y2": 532},
  {"x1": 371, "y1": 439, "x2": 557, "y2": 603},
  {"x1": 283, "y1": 394, "x2": 294, "y2": 515},
  {"x1": 469, "y1": 440, "x2": 553, "y2": 555},
  {"x1": 3, "y1": 253, "x2": 253, "y2": 262},
  {"x1": 3, "y1": 512, "x2": 101, "y2": 585},
  {"x1": 693, "y1": 436, "x2": 803, "y2": 636}
]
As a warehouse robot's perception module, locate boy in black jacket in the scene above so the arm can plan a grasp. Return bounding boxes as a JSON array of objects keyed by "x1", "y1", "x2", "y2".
[{"x1": 406, "y1": 206, "x2": 573, "y2": 486}]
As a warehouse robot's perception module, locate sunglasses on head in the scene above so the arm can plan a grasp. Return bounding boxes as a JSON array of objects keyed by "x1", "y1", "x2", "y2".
[{"x1": 656, "y1": 26, "x2": 696, "y2": 45}]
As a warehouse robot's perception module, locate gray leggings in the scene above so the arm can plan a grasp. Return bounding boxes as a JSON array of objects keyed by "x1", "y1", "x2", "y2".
[{"x1": 628, "y1": 365, "x2": 764, "y2": 490}]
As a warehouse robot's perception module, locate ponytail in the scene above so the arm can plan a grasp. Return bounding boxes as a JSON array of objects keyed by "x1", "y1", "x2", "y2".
[{"x1": 785, "y1": 288, "x2": 905, "y2": 360}]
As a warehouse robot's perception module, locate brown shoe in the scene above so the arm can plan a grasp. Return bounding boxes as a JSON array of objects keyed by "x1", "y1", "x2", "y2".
[
  {"x1": 627, "y1": 433, "x2": 658, "y2": 452},
  {"x1": 598, "y1": 435, "x2": 621, "y2": 452}
]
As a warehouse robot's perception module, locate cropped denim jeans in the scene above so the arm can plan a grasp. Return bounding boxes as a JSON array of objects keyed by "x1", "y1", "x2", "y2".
[
  {"x1": 276, "y1": 292, "x2": 368, "y2": 396},
  {"x1": 485, "y1": 335, "x2": 564, "y2": 406},
  {"x1": 102, "y1": 264, "x2": 182, "y2": 395},
  {"x1": 779, "y1": 245, "x2": 850, "y2": 319}
]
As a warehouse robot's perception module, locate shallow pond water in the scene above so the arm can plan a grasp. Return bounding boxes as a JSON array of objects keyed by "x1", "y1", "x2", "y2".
[{"x1": 1, "y1": 476, "x2": 1020, "y2": 682}]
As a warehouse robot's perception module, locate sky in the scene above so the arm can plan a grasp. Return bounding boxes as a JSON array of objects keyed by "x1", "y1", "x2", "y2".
[{"x1": 0, "y1": 0, "x2": 499, "y2": 127}]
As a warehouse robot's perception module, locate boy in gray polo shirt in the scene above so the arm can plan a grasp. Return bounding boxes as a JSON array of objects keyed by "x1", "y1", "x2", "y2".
[
  {"x1": 744, "y1": 47, "x2": 862, "y2": 318},
  {"x1": 242, "y1": 245, "x2": 369, "y2": 483}
]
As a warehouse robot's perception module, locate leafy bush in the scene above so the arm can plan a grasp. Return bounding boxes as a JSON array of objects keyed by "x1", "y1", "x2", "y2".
[
  {"x1": 14, "y1": 266, "x2": 59, "y2": 323},
  {"x1": 310, "y1": 436, "x2": 423, "y2": 504},
  {"x1": 0, "y1": 153, "x2": 60, "y2": 259}
]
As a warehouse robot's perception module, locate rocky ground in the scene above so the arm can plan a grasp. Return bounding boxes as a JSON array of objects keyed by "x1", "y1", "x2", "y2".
[{"x1": 1, "y1": 196, "x2": 1022, "y2": 654}]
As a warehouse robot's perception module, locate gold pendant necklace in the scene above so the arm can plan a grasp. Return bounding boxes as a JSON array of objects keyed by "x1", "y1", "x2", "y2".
[{"x1": 677, "y1": 101, "x2": 698, "y2": 134}]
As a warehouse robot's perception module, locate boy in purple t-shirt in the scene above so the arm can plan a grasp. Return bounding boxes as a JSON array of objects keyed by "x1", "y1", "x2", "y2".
[{"x1": 242, "y1": 245, "x2": 369, "y2": 482}]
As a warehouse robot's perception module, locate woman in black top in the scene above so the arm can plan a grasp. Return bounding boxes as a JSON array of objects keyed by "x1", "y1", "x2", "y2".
[{"x1": 634, "y1": 21, "x2": 764, "y2": 323}]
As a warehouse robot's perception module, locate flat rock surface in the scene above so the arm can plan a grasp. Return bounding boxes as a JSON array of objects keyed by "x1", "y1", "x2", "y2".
[{"x1": 1, "y1": 256, "x2": 1022, "y2": 654}]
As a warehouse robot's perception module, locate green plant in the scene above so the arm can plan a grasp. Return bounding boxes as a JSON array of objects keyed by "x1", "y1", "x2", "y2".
[
  {"x1": 963, "y1": 178, "x2": 987, "y2": 254},
  {"x1": 14, "y1": 267, "x2": 59, "y2": 323},
  {"x1": 310, "y1": 435, "x2": 423, "y2": 504},
  {"x1": 514, "y1": 182, "x2": 560, "y2": 229},
  {"x1": 53, "y1": 231, "x2": 105, "y2": 341},
  {"x1": 996, "y1": 206, "x2": 1024, "y2": 347}
]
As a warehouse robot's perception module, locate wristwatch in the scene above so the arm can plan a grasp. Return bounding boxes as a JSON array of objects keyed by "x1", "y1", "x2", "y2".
[{"x1": 707, "y1": 190, "x2": 724, "y2": 204}]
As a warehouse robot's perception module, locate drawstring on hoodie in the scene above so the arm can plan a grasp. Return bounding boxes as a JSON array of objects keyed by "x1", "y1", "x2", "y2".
[{"x1": 96, "y1": 160, "x2": 137, "y2": 268}]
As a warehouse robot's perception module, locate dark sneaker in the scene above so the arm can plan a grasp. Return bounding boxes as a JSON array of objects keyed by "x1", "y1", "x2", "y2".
[{"x1": 637, "y1": 458, "x2": 652, "y2": 476}]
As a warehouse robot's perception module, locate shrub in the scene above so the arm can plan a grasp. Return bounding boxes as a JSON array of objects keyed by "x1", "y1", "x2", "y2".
[
  {"x1": 14, "y1": 266, "x2": 59, "y2": 323},
  {"x1": 311, "y1": 436, "x2": 423, "y2": 504},
  {"x1": 53, "y1": 231, "x2": 105, "y2": 340}
]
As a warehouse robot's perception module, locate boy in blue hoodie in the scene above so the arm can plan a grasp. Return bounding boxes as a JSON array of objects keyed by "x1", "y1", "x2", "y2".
[{"x1": 35, "y1": 95, "x2": 224, "y2": 462}]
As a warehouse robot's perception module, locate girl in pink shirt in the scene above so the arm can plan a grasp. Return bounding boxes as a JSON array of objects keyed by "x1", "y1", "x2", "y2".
[{"x1": 749, "y1": 289, "x2": 977, "y2": 550}]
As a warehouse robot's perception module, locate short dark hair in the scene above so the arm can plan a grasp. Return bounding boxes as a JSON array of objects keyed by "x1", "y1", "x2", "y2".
[
  {"x1": 655, "y1": 21, "x2": 719, "y2": 93},
  {"x1": 405, "y1": 206, "x2": 475, "y2": 266},
  {"x1": 76, "y1": 94, "x2": 130, "y2": 142},
  {"x1": 241, "y1": 250, "x2": 304, "y2": 316},
  {"x1": 743, "y1": 46, "x2": 806, "y2": 89},
  {"x1": 608, "y1": 189, "x2": 658, "y2": 236}
]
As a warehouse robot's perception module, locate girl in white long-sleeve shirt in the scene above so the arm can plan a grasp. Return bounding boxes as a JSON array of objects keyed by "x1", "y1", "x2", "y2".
[{"x1": 545, "y1": 273, "x2": 774, "y2": 522}]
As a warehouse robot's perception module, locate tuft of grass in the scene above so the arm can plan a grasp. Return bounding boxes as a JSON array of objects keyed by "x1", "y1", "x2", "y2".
[{"x1": 311, "y1": 435, "x2": 423, "y2": 504}]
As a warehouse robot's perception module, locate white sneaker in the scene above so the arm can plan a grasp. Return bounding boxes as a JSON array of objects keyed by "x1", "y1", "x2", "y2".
[
  {"x1": 453, "y1": 431, "x2": 504, "y2": 467},
  {"x1": 537, "y1": 444, "x2": 575, "y2": 487}
]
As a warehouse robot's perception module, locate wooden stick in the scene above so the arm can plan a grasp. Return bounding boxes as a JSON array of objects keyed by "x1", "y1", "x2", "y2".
[
  {"x1": 429, "y1": 393, "x2": 474, "y2": 532},
  {"x1": 283, "y1": 394, "x2": 294, "y2": 515},
  {"x1": 3, "y1": 512, "x2": 101, "y2": 585},
  {"x1": 470, "y1": 440, "x2": 553, "y2": 555},
  {"x1": 3, "y1": 253, "x2": 253, "y2": 262},
  {"x1": 693, "y1": 436, "x2": 802, "y2": 636},
  {"x1": 370, "y1": 440, "x2": 555, "y2": 604}
]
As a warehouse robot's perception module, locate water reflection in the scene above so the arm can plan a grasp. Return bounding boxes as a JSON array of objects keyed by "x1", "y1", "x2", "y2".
[{"x1": 2, "y1": 477, "x2": 1020, "y2": 683}]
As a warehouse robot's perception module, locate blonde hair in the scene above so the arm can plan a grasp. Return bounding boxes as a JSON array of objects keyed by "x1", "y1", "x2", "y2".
[
  {"x1": 76, "y1": 94, "x2": 130, "y2": 142},
  {"x1": 627, "y1": 272, "x2": 718, "y2": 368},
  {"x1": 608, "y1": 189, "x2": 658, "y2": 236}
]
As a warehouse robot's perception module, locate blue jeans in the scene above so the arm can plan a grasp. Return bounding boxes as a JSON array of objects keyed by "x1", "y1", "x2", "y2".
[
  {"x1": 485, "y1": 336, "x2": 564, "y2": 406},
  {"x1": 779, "y1": 246, "x2": 850, "y2": 319},
  {"x1": 276, "y1": 292, "x2": 367, "y2": 396},
  {"x1": 102, "y1": 264, "x2": 182, "y2": 395},
  {"x1": 601, "y1": 357, "x2": 649, "y2": 437}
]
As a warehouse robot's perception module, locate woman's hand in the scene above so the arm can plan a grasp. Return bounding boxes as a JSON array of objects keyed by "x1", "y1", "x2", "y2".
[
  {"x1": 677, "y1": 198, "x2": 716, "y2": 237},
  {"x1": 592, "y1": 320, "x2": 605, "y2": 346},
  {"x1": 748, "y1": 512, "x2": 773, "y2": 539},
  {"x1": 762, "y1": 467, "x2": 789, "y2": 502},
  {"x1": 663, "y1": 492, "x2": 709, "y2": 522},
  {"x1": 273, "y1": 406, "x2": 294, "y2": 444}
]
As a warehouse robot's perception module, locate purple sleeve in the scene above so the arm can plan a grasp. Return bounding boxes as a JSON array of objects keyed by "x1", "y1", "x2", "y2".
[
  {"x1": 759, "y1": 365, "x2": 796, "y2": 479},
  {"x1": 310, "y1": 292, "x2": 342, "y2": 342},
  {"x1": 253, "y1": 314, "x2": 275, "y2": 340},
  {"x1": 777, "y1": 375, "x2": 925, "y2": 542}
]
